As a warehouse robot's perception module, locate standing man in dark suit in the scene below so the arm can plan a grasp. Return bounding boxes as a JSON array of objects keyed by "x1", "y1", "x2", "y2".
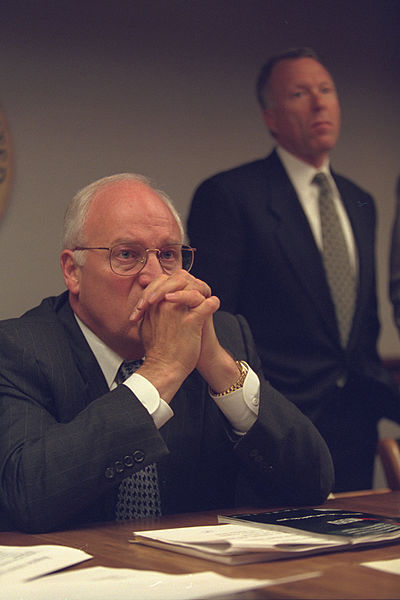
[
  {"x1": 188, "y1": 48, "x2": 400, "y2": 492},
  {"x1": 0, "y1": 172, "x2": 333, "y2": 532}
]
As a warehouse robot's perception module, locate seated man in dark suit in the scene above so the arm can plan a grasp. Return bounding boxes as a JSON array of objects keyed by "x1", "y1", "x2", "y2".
[{"x1": 0, "y1": 173, "x2": 333, "y2": 533}]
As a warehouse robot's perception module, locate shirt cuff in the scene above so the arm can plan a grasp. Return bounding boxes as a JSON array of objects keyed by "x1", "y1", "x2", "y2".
[
  {"x1": 210, "y1": 364, "x2": 260, "y2": 433},
  {"x1": 123, "y1": 373, "x2": 173, "y2": 429}
]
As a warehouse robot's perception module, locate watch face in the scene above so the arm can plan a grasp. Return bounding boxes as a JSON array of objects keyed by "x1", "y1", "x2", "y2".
[{"x1": 0, "y1": 104, "x2": 13, "y2": 222}]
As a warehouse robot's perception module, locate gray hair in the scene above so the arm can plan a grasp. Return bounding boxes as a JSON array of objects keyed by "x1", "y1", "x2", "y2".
[
  {"x1": 256, "y1": 47, "x2": 321, "y2": 110},
  {"x1": 62, "y1": 173, "x2": 185, "y2": 263}
]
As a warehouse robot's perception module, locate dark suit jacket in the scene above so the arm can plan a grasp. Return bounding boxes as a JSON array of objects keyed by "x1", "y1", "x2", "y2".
[
  {"x1": 0, "y1": 291, "x2": 333, "y2": 532},
  {"x1": 188, "y1": 150, "x2": 400, "y2": 490}
]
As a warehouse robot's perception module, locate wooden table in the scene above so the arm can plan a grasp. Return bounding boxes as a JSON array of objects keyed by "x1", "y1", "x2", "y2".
[{"x1": 1, "y1": 490, "x2": 400, "y2": 598}]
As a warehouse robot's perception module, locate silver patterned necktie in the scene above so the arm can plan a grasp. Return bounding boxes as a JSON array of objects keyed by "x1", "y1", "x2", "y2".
[
  {"x1": 115, "y1": 360, "x2": 162, "y2": 520},
  {"x1": 313, "y1": 172, "x2": 357, "y2": 347}
]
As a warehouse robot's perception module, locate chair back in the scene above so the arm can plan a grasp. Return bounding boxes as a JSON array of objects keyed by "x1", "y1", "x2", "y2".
[{"x1": 377, "y1": 438, "x2": 400, "y2": 490}]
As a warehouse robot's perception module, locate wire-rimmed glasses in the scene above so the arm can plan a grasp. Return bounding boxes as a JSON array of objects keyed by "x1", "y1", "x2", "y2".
[{"x1": 73, "y1": 243, "x2": 196, "y2": 276}]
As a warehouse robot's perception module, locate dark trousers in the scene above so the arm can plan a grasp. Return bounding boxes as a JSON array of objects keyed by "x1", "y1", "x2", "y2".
[{"x1": 313, "y1": 378, "x2": 380, "y2": 492}]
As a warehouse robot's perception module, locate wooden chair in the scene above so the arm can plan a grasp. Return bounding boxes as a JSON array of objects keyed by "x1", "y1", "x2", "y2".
[{"x1": 377, "y1": 438, "x2": 400, "y2": 490}]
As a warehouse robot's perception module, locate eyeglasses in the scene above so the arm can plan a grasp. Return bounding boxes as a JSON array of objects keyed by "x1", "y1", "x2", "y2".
[{"x1": 73, "y1": 243, "x2": 196, "y2": 276}]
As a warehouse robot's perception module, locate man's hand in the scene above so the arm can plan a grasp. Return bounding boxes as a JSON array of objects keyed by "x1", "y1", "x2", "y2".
[
  {"x1": 131, "y1": 271, "x2": 244, "y2": 398},
  {"x1": 131, "y1": 271, "x2": 220, "y2": 402},
  {"x1": 130, "y1": 271, "x2": 213, "y2": 320}
]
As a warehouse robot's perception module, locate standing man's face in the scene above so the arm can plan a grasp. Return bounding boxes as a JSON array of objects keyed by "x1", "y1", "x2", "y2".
[
  {"x1": 263, "y1": 57, "x2": 341, "y2": 168},
  {"x1": 61, "y1": 180, "x2": 183, "y2": 360}
]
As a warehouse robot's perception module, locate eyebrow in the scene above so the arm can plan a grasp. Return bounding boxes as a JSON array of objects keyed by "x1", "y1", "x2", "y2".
[{"x1": 293, "y1": 79, "x2": 334, "y2": 88}]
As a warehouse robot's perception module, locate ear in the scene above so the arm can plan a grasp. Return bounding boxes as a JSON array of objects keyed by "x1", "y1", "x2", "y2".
[
  {"x1": 262, "y1": 108, "x2": 277, "y2": 137},
  {"x1": 60, "y1": 250, "x2": 81, "y2": 295}
]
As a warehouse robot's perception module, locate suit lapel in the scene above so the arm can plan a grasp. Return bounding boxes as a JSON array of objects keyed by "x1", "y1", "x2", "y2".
[
  {"x1": 265, "y1": 152, "x2": 339, "y2": 338},
  {"x1": 55, "y1": 294, "x2": 109, "y2": 403}
]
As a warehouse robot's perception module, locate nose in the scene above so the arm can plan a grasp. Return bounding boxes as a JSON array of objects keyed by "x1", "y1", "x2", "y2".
[
  {"x1": 136, "y1": 250, "x2": 164, "y2": 287},
  {"x1": 311, "y1": 90, "x2": 327, "y2": 110}
]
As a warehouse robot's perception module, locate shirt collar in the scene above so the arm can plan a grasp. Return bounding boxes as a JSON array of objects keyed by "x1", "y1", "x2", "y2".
[
  {"x1": 276, "y1": 145, "x2": 331, "y2": 190},
  {"x1": 74, "y1": 315, "x2": 123, "y2": 389}
]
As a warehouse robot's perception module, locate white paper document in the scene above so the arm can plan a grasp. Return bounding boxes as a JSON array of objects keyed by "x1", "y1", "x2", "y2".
[
  {"x1": 0, "y1": 544, "x2": 92, "y2": 583},
  {"x1": 3, "y1": 566, "x2": 320, "y2": 600},
  {"x1": 362, "y1": 558, "x2": 400, "y2": 576}
]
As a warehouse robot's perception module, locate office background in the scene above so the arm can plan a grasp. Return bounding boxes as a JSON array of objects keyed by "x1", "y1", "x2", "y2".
[{"x1": 1, "y1": 1, "x2": 400, "y2": 480}]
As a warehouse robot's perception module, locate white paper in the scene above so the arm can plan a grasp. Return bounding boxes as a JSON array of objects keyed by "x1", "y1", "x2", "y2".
[
  {"x1": 362, "y1": 558, "x2": 400, "y2": 576},
  {"x1": 134, "y1": 523, "x2": 339, "y2": 554},
  {"x1": 0, "y1": 544, "x2": 92, "y2": 583},
  {"x1": 3, "y1": 566, "x2": 321, "y2": 600}
]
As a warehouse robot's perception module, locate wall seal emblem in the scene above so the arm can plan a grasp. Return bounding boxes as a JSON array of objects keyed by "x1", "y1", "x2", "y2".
[{"x1": 0, "y1": 105, "x2": 13, "y2": 222}]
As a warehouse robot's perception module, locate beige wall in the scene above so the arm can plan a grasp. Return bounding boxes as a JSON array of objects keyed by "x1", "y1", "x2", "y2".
[{"x1": 1, "y1": 0, "x2": 399, "y2": 361}]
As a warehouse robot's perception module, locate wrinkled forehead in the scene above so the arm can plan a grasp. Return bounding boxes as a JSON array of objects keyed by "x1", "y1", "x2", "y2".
[{"x1": 84, "y1": 180, "x2": 182, "y2": 243}]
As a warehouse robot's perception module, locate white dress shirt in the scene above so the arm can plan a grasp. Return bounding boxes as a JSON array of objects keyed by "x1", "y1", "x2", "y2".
[
  {"x1": 75, "y1": 315, "x2": 260, "y2": 434},
  {"x1": 277, "y1": 146, "x2": 358, "y2": 271}
]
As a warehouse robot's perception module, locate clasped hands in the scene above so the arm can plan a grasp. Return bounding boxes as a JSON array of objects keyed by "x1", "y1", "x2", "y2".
[{"x1": 129, "y1": 270, "x2": 240, "y2": 402}]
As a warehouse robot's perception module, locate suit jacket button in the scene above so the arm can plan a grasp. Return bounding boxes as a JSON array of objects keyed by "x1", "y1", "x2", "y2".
[
  {"x1": 124, "y1": 455, "x2": 134, "y2": 467},
  {"x1": 262, "y1": 464, "x2": 273, "y2": 473},
  {"x1": 336, "y1": 375, "x2": 347, "y2": 388},
  {"x1": 133, "y1": 450, "x2": 145, "y2": 463},
  {"x1": 114, "y1": 460, "x2": 124, "y2": 473},
  {"x1": 104, "y1": 466, "x2": 115, "y2": 479}
]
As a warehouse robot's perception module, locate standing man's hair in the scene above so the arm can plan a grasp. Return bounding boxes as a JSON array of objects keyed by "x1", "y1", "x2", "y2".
[{"x1": 256, "y1": 47, "x2": 320, "y2": 110}]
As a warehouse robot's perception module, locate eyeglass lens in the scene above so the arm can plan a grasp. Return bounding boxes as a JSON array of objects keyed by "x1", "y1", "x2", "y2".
[{"x1": 110, "y1": 244, "x2": 194, "y2": 275}]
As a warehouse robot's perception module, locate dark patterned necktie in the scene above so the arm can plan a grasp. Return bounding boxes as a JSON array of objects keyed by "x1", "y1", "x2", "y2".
[
  {"x1": 314, "y1": 172, "x2": 356, "y2": 347},
  {"x1": 115, "y1": 360, "x2": 162, "y2": 520}
]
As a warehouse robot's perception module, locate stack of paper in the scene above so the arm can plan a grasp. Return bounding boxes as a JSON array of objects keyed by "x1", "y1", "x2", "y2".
[
  {"x1": 132, "y1": 508, "x2": 400, "y2": 565},
  {"x1": 131, "y1": 523, "x2": 341, "y2": 564}
]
